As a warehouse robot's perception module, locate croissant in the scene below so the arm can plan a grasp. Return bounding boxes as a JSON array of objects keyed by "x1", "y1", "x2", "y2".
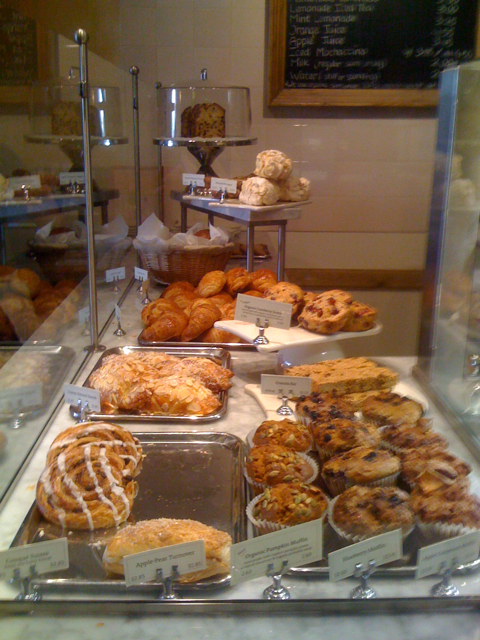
[
  {"x1": 161, "y1": 281, "x2": 195, "y2": 299},
  {"x1": 200, "y1": 326, "x2": 241, "y2": 344},
  {"x1": 207, "y1": 292, "x2": 233, "y2": 307},
  {"x1": 36, "y1": 445, "x2": 138, "y2": 530},
  {"x1": 141, "y1": 298, "x2": 183, "y2": 326},
  {"x1": 141, "y1": 310, "x2": 189, "y2": 342},
  {"x1": 225, "y1": 267, "x2": 251, "y2": 296},
  {"x1": 243, "y1": 290, "x2": 264, "y2": 298},
  {"x1": 220, "y1": 300, "x2": 237, "y2": 320},
  {"x1": 195, "y1": 270, "x2": 227, "y2": 297},
  {"x1": 248, "y1": 268, "x2": 278, "y2": 293},
  {"x1": 168, "y1": 289, "x2": 199, "y2": 310},
  {"x1": 181, "y1": 298, "x2": 221, "y2": 342}
]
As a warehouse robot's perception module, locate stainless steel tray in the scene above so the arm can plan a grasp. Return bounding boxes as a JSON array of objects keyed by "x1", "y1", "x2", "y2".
[
  {"x1": 137, "y1": 333, "x2": 256, "y2": 351},
  {"x1": 79, "y1": 345, "x2": 232, "y2": 423},
  {"x1": 11, "y1": 431, "x2": 246, "y2": 596},
  {"x1": 0, "y1": 345, "x2": 75, "y2": 424}
]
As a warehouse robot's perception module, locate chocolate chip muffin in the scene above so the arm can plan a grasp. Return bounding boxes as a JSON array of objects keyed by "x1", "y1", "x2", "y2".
[
  {"x1": 399, "y1": 448, "x2": 471, "y2": 489},
  {"x1": 250, "y1": 419, "x2": 313, "y2": 453},
  {"x1": 245, "y1": 444, "x2": 317, "y2": 494},
  {"x1": 247, "y1": 482, "x2": 328, "y2": 534},
  {"x1": 361, "y1": 391, "x2": 424, "y2": 428},
  {"x1": 311, "y1": 418, "x2": 381, "y2": 462},
  {"x1": 295, "y1": 391, "x2": 357, "y2": 427},
  {"x1": 330, "y1": 485, "x2": 414, "y2": 541},
  {"x1": 321, "y1": 446, "x2": 401, "y2": 496},
  {"x1": 381, "y1": 421, "x2": 448, "y2": 454}
]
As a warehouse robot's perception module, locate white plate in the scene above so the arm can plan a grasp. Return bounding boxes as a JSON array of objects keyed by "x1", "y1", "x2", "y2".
[{"x1": 213, "y1": 320, "x2": 382, "y2": 353}]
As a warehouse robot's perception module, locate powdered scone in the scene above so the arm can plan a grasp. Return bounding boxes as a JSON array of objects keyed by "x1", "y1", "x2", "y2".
[
  {"x1": 297, "y1": 290, "x2": 353, "y2": 335},
  {"x1": 250, "y1": 419, "x2": 313, "y2": 452},
  {"x1": 263, "y1": 281, "x2": 304, "y2": 317},
  {"x1": 342, "y1": 301, "x2": 377, "y2": 332},
  {"x1": 399, "y1": 448, "x2": 471, "y2": 489},
  {"x1": 330, "y1": 485, "x2": 414, "y2": 541},
  {"x1": 321, "y1": 446, "x2": 401, "y2": 496},
  {"x1": 247, "y1": 482, "x2": 328, "y2": 534},
  {"x1": 295, "y1": 392, "x2": 357, "y2": 427},
  {"x1": 361, "y1": 391, "x2": 424, "y2": 428},
  {"x1": 245, "y1": 444, "x2": 317, "y2": 493},
  {"x1": 381, "y1": 421, "x2": 448, "y2": 454},
  {"x1": 312, "y1": 418, "x2": 381, "y2": 462}
]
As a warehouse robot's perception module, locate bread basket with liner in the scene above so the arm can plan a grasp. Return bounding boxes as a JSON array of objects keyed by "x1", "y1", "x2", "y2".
[{"x1": 134, "y1": 215, "x2": 233, "y2": 286}]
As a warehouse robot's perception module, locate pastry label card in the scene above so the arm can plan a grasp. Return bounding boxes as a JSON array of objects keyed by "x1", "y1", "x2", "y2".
[
  {"x1": 59, "y1": 171, "x2": 85, "y2": 185},
  {"x1": 415, "y1": 531, "x2": 480, "y2": 580},
  {"x1": 134, "y1": 267, "x2": 149, "y2": 281},
  {"x1": 123, "y1": 540, "x2": 206, "y2": 587},
  {"x1": 261, "y1": 374, "x2": 311, "y2": 398},
  {"x1": 210, "y1": 177, "x2": 238, "y2": 195},
  {"x1": 182, "y1": 173, "x2": 205, "y2": 187},
  {"x1": 9, "y1": 175, "x2": 41, "y2": 190},
  {"x1": 0, "y1": 384, "x2": 42, "y2": 411},
  {"x1": 0, "y1": 538, "x2": 69, "y2": 581},
  {"x1": 64, "y1": 384, "x2": 101, "y2": 413},
  {"x1": 230, "y1": 520, "x2": 323, "y2": 586},
  {"x1": 328, "y1": 530, "x2": 402, "y2": 582},
  {"x1": 106, "y1": 267, "x2": 126, "y2": 283},
  {"x1": 235, "y1": 294, "x2": 292, "y2": 330}
]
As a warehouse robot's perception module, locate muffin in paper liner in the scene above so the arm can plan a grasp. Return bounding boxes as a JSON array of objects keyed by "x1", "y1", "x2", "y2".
[
  {"x1": 321, "y1": 469, "x2": 400, "y2": 497},
  {"x1": 246, "y1": 425, "x2": 314, "y2": 454},
  {"x1": 328, "y1": 495, "x2": 414, "y2": 544},
  {"x1": 415, "y1": 519, "x2": 480, "y2": 541},
  {"x1": 244, "y1": 450, "x2": 319, "y2": 496},
  {"x1": 246, "y1": 492, "x2": 328, "y2": 536}
]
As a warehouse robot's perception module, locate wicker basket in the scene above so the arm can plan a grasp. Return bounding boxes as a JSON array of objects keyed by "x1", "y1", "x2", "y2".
[{"x1": 138, "y1": 243, "x2": 234, "y2": 286}]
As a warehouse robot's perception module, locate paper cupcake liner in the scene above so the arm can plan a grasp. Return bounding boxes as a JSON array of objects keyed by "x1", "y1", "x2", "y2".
[
  {"x1": 321, "y1": 470, "x2": 400, "y2": 497},
  {"x1": 294, "y1": 412, "x2": 313, "y2": 428},
  {"x1": 244, "y1": 451, "x2": 319, "y2": 496},
  {"x1": 246, "y1": 427, "x2": 314, "y2": 454},
  {"x1": 328, "y1": 495, "x2": 415, "y2": 544},
  {"x1": 246, "y1": 493, "x2": 328, "y2": 535},
  {"x1": 416, "y1": 518, "x2": 479, "y2": 541}
]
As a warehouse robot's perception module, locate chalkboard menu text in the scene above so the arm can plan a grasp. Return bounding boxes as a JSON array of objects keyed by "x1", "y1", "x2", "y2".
[{"x1": 0, "y1": 4, "x2": 38, "y2": 86}]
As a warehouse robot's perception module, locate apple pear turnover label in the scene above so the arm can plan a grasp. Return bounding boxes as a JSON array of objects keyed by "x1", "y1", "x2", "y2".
[
  {"x1": 235, "y1": 293, "x2": 292, "y2": 330},
  {"x1": 230, "y1": 520, "x2": 323, "y2": 585},
  {"x1": 415, "y1": 531, "x2": 480, "y2": 580},
  {"x1": 123, "y1": 540, "x2": 206, "y2": 587},
  {"x1": 0, "y1": 538, "x2": 69, "y2": 580}
]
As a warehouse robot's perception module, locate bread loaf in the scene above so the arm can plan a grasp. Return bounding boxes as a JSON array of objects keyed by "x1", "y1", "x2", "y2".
[{"x1": 181, "y1": 103, "x2": 226, "y2": 138}]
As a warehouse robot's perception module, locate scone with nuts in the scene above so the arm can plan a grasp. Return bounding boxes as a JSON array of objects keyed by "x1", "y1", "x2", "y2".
[{"x1": 297, "y1": 290, "x2": 353, "y2": 335}]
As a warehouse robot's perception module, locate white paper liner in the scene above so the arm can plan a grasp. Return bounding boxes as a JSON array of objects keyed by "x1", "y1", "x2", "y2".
[
  {"x1": 321, "y1": 469, "x2": 400, "y2": 497},
  {"x1": 246, "y1": 493, "x2": 328, "y2": 536},
  {"x1": 328, "y1": 495, "x2": 415, "y2": 544},
  {"x1": 244, "y1": 451, "x2": 319, "y2": 496},
  {"x1": 416, "y1": 518, "x2": 479, "y2": 541},
  {"x1": 246, "y1": 427, "x2": 314, "y2": 453}
]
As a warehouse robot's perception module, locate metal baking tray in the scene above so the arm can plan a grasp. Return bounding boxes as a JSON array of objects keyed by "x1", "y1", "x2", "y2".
[
  {"x1": 0, "y1": 345, "x2": 75, "y2": 424},
  {"x1": 11, "y1": 431, "x2": 246, "y2": 597},
  {"x1": 79, "y1": 345, "x2": 232, "y2": 423},
  {"x1": 137, "y1": 332, "x2": 256, "y2": 351}
]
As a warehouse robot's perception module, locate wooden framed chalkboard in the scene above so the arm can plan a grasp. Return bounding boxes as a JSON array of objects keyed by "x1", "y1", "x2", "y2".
[
  {"x1": 268, "y1": 0, "x2": 480, "y2": 107},
  {"x1": 0, "y1": 3, "x2": 49, "y2": 103}
]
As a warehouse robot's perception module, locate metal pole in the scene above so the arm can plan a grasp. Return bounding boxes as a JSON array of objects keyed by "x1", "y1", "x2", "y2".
[
  {"x1": 130, "y1": 66, "x2": 142, "y2": 236},
  {"x1": 75, "y1": 29, "x2": 102, "y2": 352}
]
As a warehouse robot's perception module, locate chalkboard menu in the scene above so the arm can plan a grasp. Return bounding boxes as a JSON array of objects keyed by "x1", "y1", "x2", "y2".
[
  {"x1": 0, "y1": 4, "x2": 38, "y2": 86},
  {"x1": 268, "y1": 0, "x2": 480, "y2": 106}
]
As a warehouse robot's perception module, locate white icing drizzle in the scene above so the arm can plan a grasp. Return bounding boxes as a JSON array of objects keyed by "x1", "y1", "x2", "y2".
[
  {"x1": 84, "y1": 444, "x2": 122, "y2": 526},
  {"x1": 57, "y1": 451, "x2": 94, "y2": 530},
  {"x1": 98, "y1": 447, "x2": 131, "y2": 521},
  {"x1": 40, "y1": 466, "x2": 67, "y2": 525}
]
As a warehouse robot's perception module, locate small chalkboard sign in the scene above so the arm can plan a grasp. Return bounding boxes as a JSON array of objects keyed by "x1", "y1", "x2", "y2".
[{"x1": 268, "y1": 0, "x2": 480, "y2": 107}]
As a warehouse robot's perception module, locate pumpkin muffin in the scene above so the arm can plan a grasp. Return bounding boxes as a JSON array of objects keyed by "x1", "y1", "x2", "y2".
[
  {"x1": 321, "y1": 446, "x2": 401, "y2": 496},
  {"x1": 245, "y1": 444, "x2": 317, "y2": 494},
  {"x1": 295, "y1": 391, "x2": 357, "y2": 427},
  {"x1": 361, "y1": 391, "x2": 424, "y2": 428},
  {"x1": 249, "y1": 418, "x2": 313, "y2": 453},
  {"x1": 247, "y1": 482, "x2": 328, "y2": 534},
  {"x1": 381, "y1": 421, "x2": 448, "y2": 454},
  {"x1": 330, "y1": 485, "x2": 414, "y2": 542},
  {"x1": 311, "y1": 418, "x2": 381, "y2": 462}
]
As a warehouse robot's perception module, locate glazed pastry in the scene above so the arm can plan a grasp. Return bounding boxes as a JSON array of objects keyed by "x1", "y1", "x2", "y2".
[
  {"x1": 161, "y1": 281, "x2": 195, "y2": 299},
  {"x1": 254, "y1": 150, "x2": 293, "y2": 180},
  {"x1": 36, "y1": 445, "x2": 138, "y2": 530},
  {"x1": 196, "y1": 270, "x2": 227, "y2": 298},
  {"x1": 342, "y1": 301, "x2": 377, "y2": 332},
  {"x1": 248, "y1": 268, "x2": 278, "y2": 294},
  {"x1": 239, "y1": 176, "x2": 281, "y2": 206},
  {"x1": 263, "y1": 281, "x2": 304, "y2": 317},
  {"x1": 225, "y1": 267, "x2": 251, "y2": 296},
  {"x1": 103, "y1": 518, "x2": 231, "y2": 581},
  {"x1": 297, "y1": 290, "x2": 353, "y2": 334},
  {"x1": 278, "y1": 176, "x2": 310, "y2": 202},
  {"x1": 361, "y1": 391, "x2": 424, "y2": 428},
  {"x1": 181, "y1": 298, "x2": 221, "y2": 342}
]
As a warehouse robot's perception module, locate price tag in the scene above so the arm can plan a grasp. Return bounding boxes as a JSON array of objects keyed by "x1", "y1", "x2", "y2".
[
  {"x1": 0, "y1": 384, "x2": 42, "y2": 411},
  {"x1": 134, "y1": 266, "x2": 148, "y2": 282},
  {"x1": 105, "y1": 267, "x2": 126, "y2": 283},
  {"x1": 9, "y1": 175, "x2": 41, "y2": 190},
  {"x1": 123, "y1": 540, "x2": 206, "y2": 587},
  {"x1": 210, "y1": 177, "x2": 238, "y2": 194},
  {"x1": 230, "y1": 520, "x2": 323, "y2": 586},
  {"x1": 415, "y1": 531, "x2": 480, "y2": 580},
  {"x1": 235, "y1": 293, "x2": 292, "y2": 330},
  {"x1": 182, "y1": 173, "x2": 205, "y2": 187},
  {"x1": 328, "y1": 530, "x2": 402, "y2": 582},
  {"x1": 0, "y1": 538, "x2": 69, "y2": 581},
  {"x1": 261, "y1": 374, "x2": 311, "y2": 398},
  {"x1": 59, "y1": 171, "x2": 85, "y2": 185},
  {"x1": 64, "y1": 384, "x2": 101, "y2": 412},
  {"x1": 78, "y1": 305, "x2": 90, "y2": 324}
]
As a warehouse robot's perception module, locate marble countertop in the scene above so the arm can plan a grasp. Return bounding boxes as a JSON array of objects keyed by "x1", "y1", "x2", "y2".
[{"x1": 1, "y1": 283, "x2": 480, "y2": 637}]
